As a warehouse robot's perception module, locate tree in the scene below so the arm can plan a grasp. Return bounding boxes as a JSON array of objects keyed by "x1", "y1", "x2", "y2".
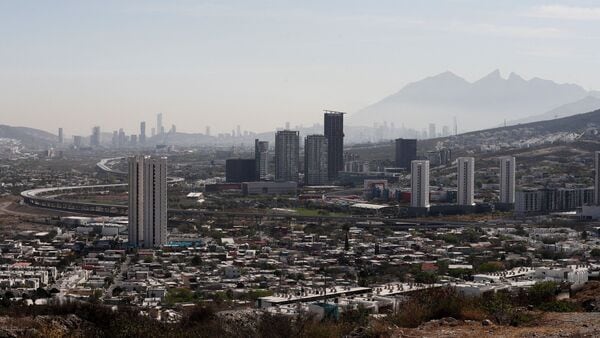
[
  {"x1": 191, "y1": 255, "x2": 202, "y2": 266},
  {"x1": 591, "y1": 248, "x2": 600, "y2": 257},
  {"x1": 112, "y1": 286, "x2": 123, "y2": 296}
]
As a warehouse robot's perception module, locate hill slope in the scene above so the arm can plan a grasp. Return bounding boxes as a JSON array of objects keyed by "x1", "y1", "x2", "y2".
[{"x1": 0, "y1": 125, "x2": 57, "y2": 147}]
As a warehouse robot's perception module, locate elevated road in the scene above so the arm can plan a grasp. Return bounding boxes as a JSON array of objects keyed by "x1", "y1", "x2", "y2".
[
  {"x1": 17, "y1": 157, "x2": 487, "y2": 228},
  {"x1": 20, "y1": 183, "x2": 484, "y2": 228}
]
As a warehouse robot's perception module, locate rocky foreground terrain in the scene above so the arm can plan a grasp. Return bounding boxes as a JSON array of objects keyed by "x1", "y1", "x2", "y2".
[{"x1": 393, "y1": 312, "x2": 600, "y2": 338}]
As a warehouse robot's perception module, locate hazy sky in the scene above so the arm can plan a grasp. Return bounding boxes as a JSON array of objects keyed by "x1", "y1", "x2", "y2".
[{"x1": 1, "y1": 0, "x2": 599, "y2": 135}]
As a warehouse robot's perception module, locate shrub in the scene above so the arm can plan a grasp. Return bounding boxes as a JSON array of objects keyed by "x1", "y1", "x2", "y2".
[
  {"x1": 527, "y1": 281, "x2": 557, "y2": 306},
  {"x1": 537, "y1": 301, "x2": 579, "y2": 312}
]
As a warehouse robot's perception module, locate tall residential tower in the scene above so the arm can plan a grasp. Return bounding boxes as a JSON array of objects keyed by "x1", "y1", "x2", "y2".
[
  {"x1": 411, "y1": 160, "x2": 430, "y2": 208},
  {"x1": 499, "y1": 156, "x2": 516, "y2": 204},
  {"x1": 304, "y1": 135, "x2": 328, "y2": 186},
  {"x1": 457, "y1": 157, "x2": 475, "y2": 206},
  {"x1": 275, "y1": 130, "x2": 300, "y2": 182},
  {"x1": 128, "y1": 155, "x2": 168, "y2": 248}
]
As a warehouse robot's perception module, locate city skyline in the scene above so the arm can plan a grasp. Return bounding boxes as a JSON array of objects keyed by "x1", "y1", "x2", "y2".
[{"x1": 1, "y1": 1, "x2": 600, "y2": 134}]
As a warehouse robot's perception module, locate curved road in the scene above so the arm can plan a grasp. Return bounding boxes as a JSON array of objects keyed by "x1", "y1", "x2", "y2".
[{"x1": 17, "y1": 157, "x2": 487, "y2": 228}]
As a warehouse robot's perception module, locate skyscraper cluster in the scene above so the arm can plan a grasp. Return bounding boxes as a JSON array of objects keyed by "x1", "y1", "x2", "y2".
[{"x1": 273, "y1": 111, "x2": 345, "y2": 185}]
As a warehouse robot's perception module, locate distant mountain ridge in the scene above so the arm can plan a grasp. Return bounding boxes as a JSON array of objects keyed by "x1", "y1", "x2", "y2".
[{"x1": 350, "y1": 70, "x2": 595, "y2": 132}]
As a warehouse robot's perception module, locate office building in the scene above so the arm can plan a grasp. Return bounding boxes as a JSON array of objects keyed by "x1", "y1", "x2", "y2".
[
  {"x1": 73, "y1": 136, "x2": 82, "y2": 148},
  {"x1": 324, "y1": 111, "x2": 344, "y2": 180},
  {"x1": 304, "y1": 135, "x2": 328, "y2": 186},
  {"x1": 128, "y1": 155, "x2": 167, "y2": 248},
  {"x1": 254, "y1": 139, "x2": 269, "y2": 180},
  {"x1": 275, "y1": 130, "x2": 300, "y2": 181},
  {"x1": 58, "y1": 128, "x2": 63, "y2": 144},
  {"x1": 499, "y1": 156, "x2": 516, "y2": 204},
  {"x1": 429, "y1": 123, "x2": 436, "y2": 139},
  {"x1": 226, "y1": 159, "x2": 256, "y2": 183},
  {"x1": 595, "y1": 151, "x2": 600, "y2": 205},
  {"x1": 394, "y1": 138, "x2": 417, "y2": 170},
  {"x1": 411, "y1": 160, "x2": 430, "y2": 208},
  {"x1": 90, "y1": 126, "x2": 101, "y2": 147},
  {"x1": 112, "y1": 131, "x2": 118, "y2": 148},
  {"x1": 140, "y1": 121, "x2": 146, "y2": 144},
  {"x1": 157, "y1": 113, "x2": 164, "y2": 135},
  {"x1": 457, "y1": 157, "x2": 475, "y2": 206}
]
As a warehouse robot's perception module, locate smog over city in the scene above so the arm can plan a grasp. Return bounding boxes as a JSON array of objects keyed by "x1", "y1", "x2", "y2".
[{"x1": 1, "y1": 1, "x2": 600, "y2": 337}]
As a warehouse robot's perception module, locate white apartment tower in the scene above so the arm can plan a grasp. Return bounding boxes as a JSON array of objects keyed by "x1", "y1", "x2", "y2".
[
  {"x1": 304, "y1": 135, "x2": 328, "y2": 186},
  {"x1": 499, "y1": 156, "x2": 516, "y2": 204},
  {"x1": 411, "y1": 160, "x2": 430, "y2": 208},
  {"x1": 128, "y1": 155, "x2": 168, "y2": 248},
  {"x1": 595, "y1": 151, "x2": 600, "y2": 205},
  {"x1": 457, "y1": 157, "x2": 475, "y2": 206}
]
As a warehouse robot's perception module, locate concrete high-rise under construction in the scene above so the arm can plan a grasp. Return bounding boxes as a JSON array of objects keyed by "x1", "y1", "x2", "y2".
[{"x1": 128, "y1": 155, "x2": 168, "y2": 248}]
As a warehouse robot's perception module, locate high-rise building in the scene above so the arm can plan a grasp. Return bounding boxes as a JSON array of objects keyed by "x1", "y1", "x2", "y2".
[
  {"x1": 595, "y1": 151, "x2": 600, "y2": 205},
  {"x1": 275, "y1": 130, "x2": 300, "y2": 181},
  {"x1": 58, "y1": 128, "x2": 64, "y2": 144},
  {"x1": 118, "y1": 128, "x2": 126, "y2": 147},
  {"x1": 140, "y1": 121, "x2": 146, "y2": 144},
  {"x1": 130, "y1": 134, "x2": 138, "y2": 146},
  {"x1": 429, "y1": 123, "x2": 436, "y2": 139},
  {"x1": 90, "y1": 126, "x2": 101, "y2": 147},
  {"x1": 170, "y1": 124, "x2": 176, "y2": 133},
  {"x1": 324, "y1": 111, "x2": 344, "y2": 181},
  {"x1": 225, "y1": 159, "x2": 256, "y2": 183},
  {"x1": 254, "y1": 139, "x2": 269, "y2": 180},
  {"x1": 457, "y1": 157, "x2": 475, "y2": 206},
  {"x1": 205, "y1": 126, "x2": 211, "y2": 136},
  {"x1": 304, "y1": 135, "x2": 328, "y2": 186},
  {"x1": 157, "y1": 113, "x2": 164, "y2": 135},
  {"x1": 73, "y1": 135, "x2": 82, "y2": 148},
  {"x1": 151, "y1": 127, "x2": 156, "y2": 137},
  {"x1": 442, "y1": 125, "x2": 450, "y2": 137},
  {"x1": 395, "y1": 138, "x2": 417, "y2": 170},
  {"x1": 411, "y1": 160, "x2": 430, "y2": 208},
  {"x1": 499, "y1": 156, "x2": 516, "y2": 204},
  {"x1": 128, "y1": 155, "x2": 167, "y2": 248},
  {"x1": 112, "y1": 131, "x2": 118, "y2": 148}
]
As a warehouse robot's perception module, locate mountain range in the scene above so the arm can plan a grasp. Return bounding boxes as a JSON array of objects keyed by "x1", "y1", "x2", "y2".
[{"x1": 350, "y1": 70, "x2": 600, "y2": 132}]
